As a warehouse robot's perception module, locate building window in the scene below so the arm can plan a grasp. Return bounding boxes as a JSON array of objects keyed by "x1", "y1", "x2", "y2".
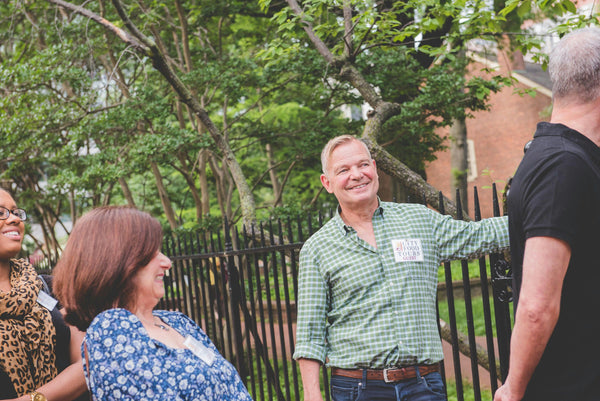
[{"x1": 467, "y1": 139, "x2": 477, "y2": 182}]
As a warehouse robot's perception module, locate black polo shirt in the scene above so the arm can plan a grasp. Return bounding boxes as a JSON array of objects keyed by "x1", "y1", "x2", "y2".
[{"x1": 507, "y1": 122, "x2": 600, "y2": 401}]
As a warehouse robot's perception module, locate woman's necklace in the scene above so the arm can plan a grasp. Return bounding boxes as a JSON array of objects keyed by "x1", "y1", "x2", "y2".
[
  {"x1": 139, "y1": 315, "x2": 170, "y2": 331},
  {"x1": 153, "y1": 318, "x2": 170, "y2": 331}
]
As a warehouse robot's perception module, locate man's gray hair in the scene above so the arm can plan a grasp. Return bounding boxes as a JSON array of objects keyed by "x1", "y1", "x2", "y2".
[
  {"x1": 321, "y1": 135, "x2": 372, "y2": 175},
  {"x1": 549, "y1": 26, "x2": 600, "y2": 103}
]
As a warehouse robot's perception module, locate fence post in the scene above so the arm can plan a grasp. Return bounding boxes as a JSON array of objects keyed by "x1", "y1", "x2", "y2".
[
  {"x1": 223, "y1": 219, "x2": 248, "y2": 380},
  {"x1": 473, "y1": 187, "x2": 501, "y2": 393},
  {"x1": 489, "y1": 183, "x2": 513, "y2": 381},
  {"x1": 438, "y1": 191, "x2": 465, "y2": 401}
]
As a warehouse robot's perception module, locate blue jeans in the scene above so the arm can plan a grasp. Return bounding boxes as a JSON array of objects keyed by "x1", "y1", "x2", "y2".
[{"x1": 330, "y1": 370, "x2": 447, "y2": 401}]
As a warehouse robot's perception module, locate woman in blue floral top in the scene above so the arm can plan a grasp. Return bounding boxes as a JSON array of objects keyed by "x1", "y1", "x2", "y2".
[{"x1": 53, "y1": 206, "x2": 252, "y2": 401}]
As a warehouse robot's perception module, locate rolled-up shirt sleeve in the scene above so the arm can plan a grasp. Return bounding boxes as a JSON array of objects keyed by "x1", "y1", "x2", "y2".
[{"x1": 293, "y1": 243, "x2": 329, "y2": 363}]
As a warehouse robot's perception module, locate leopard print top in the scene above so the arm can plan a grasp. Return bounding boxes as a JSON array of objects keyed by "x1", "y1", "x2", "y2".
[{"x1": 0, "y1": 259, "x2": 57, "y2": 396}]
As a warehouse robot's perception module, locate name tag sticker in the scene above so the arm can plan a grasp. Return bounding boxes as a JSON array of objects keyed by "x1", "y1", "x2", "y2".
[
  {"x1": 392, "y1": 239, "x2": 424, "y2": 262},
  {"x1": 37, "y1": 290, "x2": 58, "y2": 311},
  {"x1": 184, "y1": 335, "x2": 216, "y2": 365}
]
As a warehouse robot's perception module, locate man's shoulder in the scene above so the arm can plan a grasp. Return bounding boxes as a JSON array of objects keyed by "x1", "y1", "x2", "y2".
[
  {"x1": 532, "y1": 123, "x2": 600, "y2": 162},
  {"x1": 303, "y1": 217, "x2": 339, "y2": 247},
  {"x1": 379, "y1": 201, "x2": 431, "y2": 219},
  {"x1": 516, "y1": 126, "x2": 595, "y2": 180},
  {"x1": 518, "y1": 143, "x2": 595, "y2": 179}
]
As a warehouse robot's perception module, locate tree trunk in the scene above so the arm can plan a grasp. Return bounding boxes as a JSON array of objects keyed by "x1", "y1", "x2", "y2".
[
  {"x1": 266, "y1": 144, "x2": 282, "y2": 207},
  {"x1": 498, "y1": 34, "x2": 525, "y2": 71},
  {"x1": 198, "y1": 149, "x2": 211, "y2": 216},
  {"x1": 209, "y1": 155, "x2": 228, "y2": 221},
  {"x1": 450, "y1": 117, "x2": 469, "y2": 215},
  {"x1": 175, "y1": 152, "x2": 203, "y2": 221},
  {"x1": 118, "y1": 177, "x2": 136, "y2": 207},
  {"x1": 150, "y1": 161, "x2": 178, "y2": 230}
]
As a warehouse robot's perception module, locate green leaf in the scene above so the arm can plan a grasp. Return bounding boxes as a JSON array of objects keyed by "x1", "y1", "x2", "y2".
[
  {"x1": 499, "y1": 0, "x2": 520, "y2": 17},
  {"x1": 517, "y1": 1, "x2": 531, "y2": 18},
  {"x1": 562, "y1": 0, "x2": 577, "y2": 14}
]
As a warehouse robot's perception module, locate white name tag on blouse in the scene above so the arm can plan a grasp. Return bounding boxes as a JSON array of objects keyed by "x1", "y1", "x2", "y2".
[
  {"x1": 184, "y1": 335, "x2": 216, "y2": 365},
  {"x1": 392, "y1": 239, "x2": 424, "y2": 262},
  {"x1": 37, "y1": 290, "x2": 58, "y2": 311}
]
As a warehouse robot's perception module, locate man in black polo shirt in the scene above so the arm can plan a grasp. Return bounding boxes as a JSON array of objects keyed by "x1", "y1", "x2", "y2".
[{"x1": 494, "y1": 27, "x2": 600, "y2": 401}]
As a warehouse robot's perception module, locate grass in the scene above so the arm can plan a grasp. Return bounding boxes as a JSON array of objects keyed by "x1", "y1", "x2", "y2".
[
  {"x1": 438, "y1": 259, "x2": 486, "y2": 283},
  {"x1": 244, "y1": 357, "x2": 302, "y2": 401},
  {"x1": 446, "y1": 379, "x2": 494, "y2": 401},
  {"x1": 437, "y1": 257, "x2": 513, "y2": 335},
  {"x1": 438, "y1": 294, "x2": 497, "y2": 337}
]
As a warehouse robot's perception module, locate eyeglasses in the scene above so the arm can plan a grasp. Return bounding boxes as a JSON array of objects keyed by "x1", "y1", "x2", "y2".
[{"x1": 0, "y1": 207, "x2": 27, "y2": 221}]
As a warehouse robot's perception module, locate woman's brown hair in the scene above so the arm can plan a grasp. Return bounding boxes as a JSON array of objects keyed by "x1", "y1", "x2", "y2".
[{"x1": 53, "y1": 206, "x2": 163, "y2": 331}]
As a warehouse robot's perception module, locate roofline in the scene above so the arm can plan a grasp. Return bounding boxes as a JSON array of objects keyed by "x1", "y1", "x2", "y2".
[{"x1": 469, "y1": 52, "x2": 552, "y2": 99}]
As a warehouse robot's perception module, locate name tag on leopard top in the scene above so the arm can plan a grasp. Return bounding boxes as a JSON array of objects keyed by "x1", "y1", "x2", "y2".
[
  {"x1": 37, "y1": 290, "x2": 58, "y2": 311},
  {"x1": 184, "y1": 335, "x2": 216, "y2": 365},
  {"x1": 392, "y1": 239, "x2": 424, "y2": 262}
]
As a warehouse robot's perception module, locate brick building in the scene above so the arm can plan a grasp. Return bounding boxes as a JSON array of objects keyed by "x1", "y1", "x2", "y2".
[
  {"x1": 424, "y1": 55, "x2": 552, "y2": 218},
  {"x1": 424, "y1": 0, "x2": 599, "y2": 218}
]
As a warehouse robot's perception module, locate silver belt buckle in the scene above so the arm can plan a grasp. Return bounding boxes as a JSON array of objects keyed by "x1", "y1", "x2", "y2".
[{"x1": 383, "y1": 368, "x2": 393, "y2": 383}]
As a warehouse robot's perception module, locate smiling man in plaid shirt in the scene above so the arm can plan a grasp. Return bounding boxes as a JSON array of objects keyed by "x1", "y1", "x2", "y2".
[{"x1": 293, "y1": 135, "x2": 509, "y2": 401}]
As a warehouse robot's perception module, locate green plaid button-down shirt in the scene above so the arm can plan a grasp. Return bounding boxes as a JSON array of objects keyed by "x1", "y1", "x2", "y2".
[{"x1": 293, "y1": 201, "x2": 509, "y2": 369}]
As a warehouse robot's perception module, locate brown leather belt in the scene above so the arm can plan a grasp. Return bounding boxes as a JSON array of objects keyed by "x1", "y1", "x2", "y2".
[{"x1": 332, "y1": 364, "x2": 439, "y2": 383}]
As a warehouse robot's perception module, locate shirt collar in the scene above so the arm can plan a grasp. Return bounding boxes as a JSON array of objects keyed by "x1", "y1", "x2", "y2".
[
  {"x1": 333, "y1": 198, "x2": 384, "y2": 235},
  {"x1": 535, "y1": 122, "x2": 600, "y2": 167}
]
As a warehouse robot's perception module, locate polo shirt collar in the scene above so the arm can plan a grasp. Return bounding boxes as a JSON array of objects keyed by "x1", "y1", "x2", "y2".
[{"x1": 535, "y1": 122, "x2": 600, "y2": 165}]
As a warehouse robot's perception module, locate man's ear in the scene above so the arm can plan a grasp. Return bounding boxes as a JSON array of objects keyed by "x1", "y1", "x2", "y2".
[{"x1": 320, "y1": 174, "x2": 333, "y2": 193}]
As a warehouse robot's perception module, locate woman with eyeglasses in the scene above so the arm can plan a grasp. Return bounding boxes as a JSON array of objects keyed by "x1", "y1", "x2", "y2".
[{"x1": 0, "y1": 188, "x2": 88, "y2": 401}]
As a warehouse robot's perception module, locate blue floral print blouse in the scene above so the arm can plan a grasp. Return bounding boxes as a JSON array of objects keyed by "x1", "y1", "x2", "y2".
[{"x1": 83, "y1": 308, "x2": 253, "y2": 401}]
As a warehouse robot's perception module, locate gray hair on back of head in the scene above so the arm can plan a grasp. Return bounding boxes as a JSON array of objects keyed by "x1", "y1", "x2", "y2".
[{"x1": 549, "y1": 26, "x2": 600, "y2": 103}]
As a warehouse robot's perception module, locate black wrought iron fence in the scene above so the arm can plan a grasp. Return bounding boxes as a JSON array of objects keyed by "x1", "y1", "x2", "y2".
[
  {"x1": 158, "y1": 185, "x2": 514, "y2": 401},
  {"x1": 33, "y1": 185, "x2": 514, "y2": 401}
]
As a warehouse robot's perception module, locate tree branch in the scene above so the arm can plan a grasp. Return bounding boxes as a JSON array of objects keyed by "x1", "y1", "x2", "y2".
[
  {"x1": 47, "y1": 0, "x2": 147, "y2": 52},
  {"x1": 285, "y1": 0, "x2": 337, "y2": 65},
  {"x1": 342, "y1": 1, "x2": 353, "y2": 58},
  {"x1": 45, "y1": 0, "x2": 259, "y2": 231},
  {"x1": 362, "y1": 137, "x2": 463, "y2": 219}
]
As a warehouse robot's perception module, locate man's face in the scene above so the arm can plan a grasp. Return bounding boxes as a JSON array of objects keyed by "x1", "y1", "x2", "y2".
[{"x1": 320, "y1": 140, "x2": 379, "y2": 210}]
